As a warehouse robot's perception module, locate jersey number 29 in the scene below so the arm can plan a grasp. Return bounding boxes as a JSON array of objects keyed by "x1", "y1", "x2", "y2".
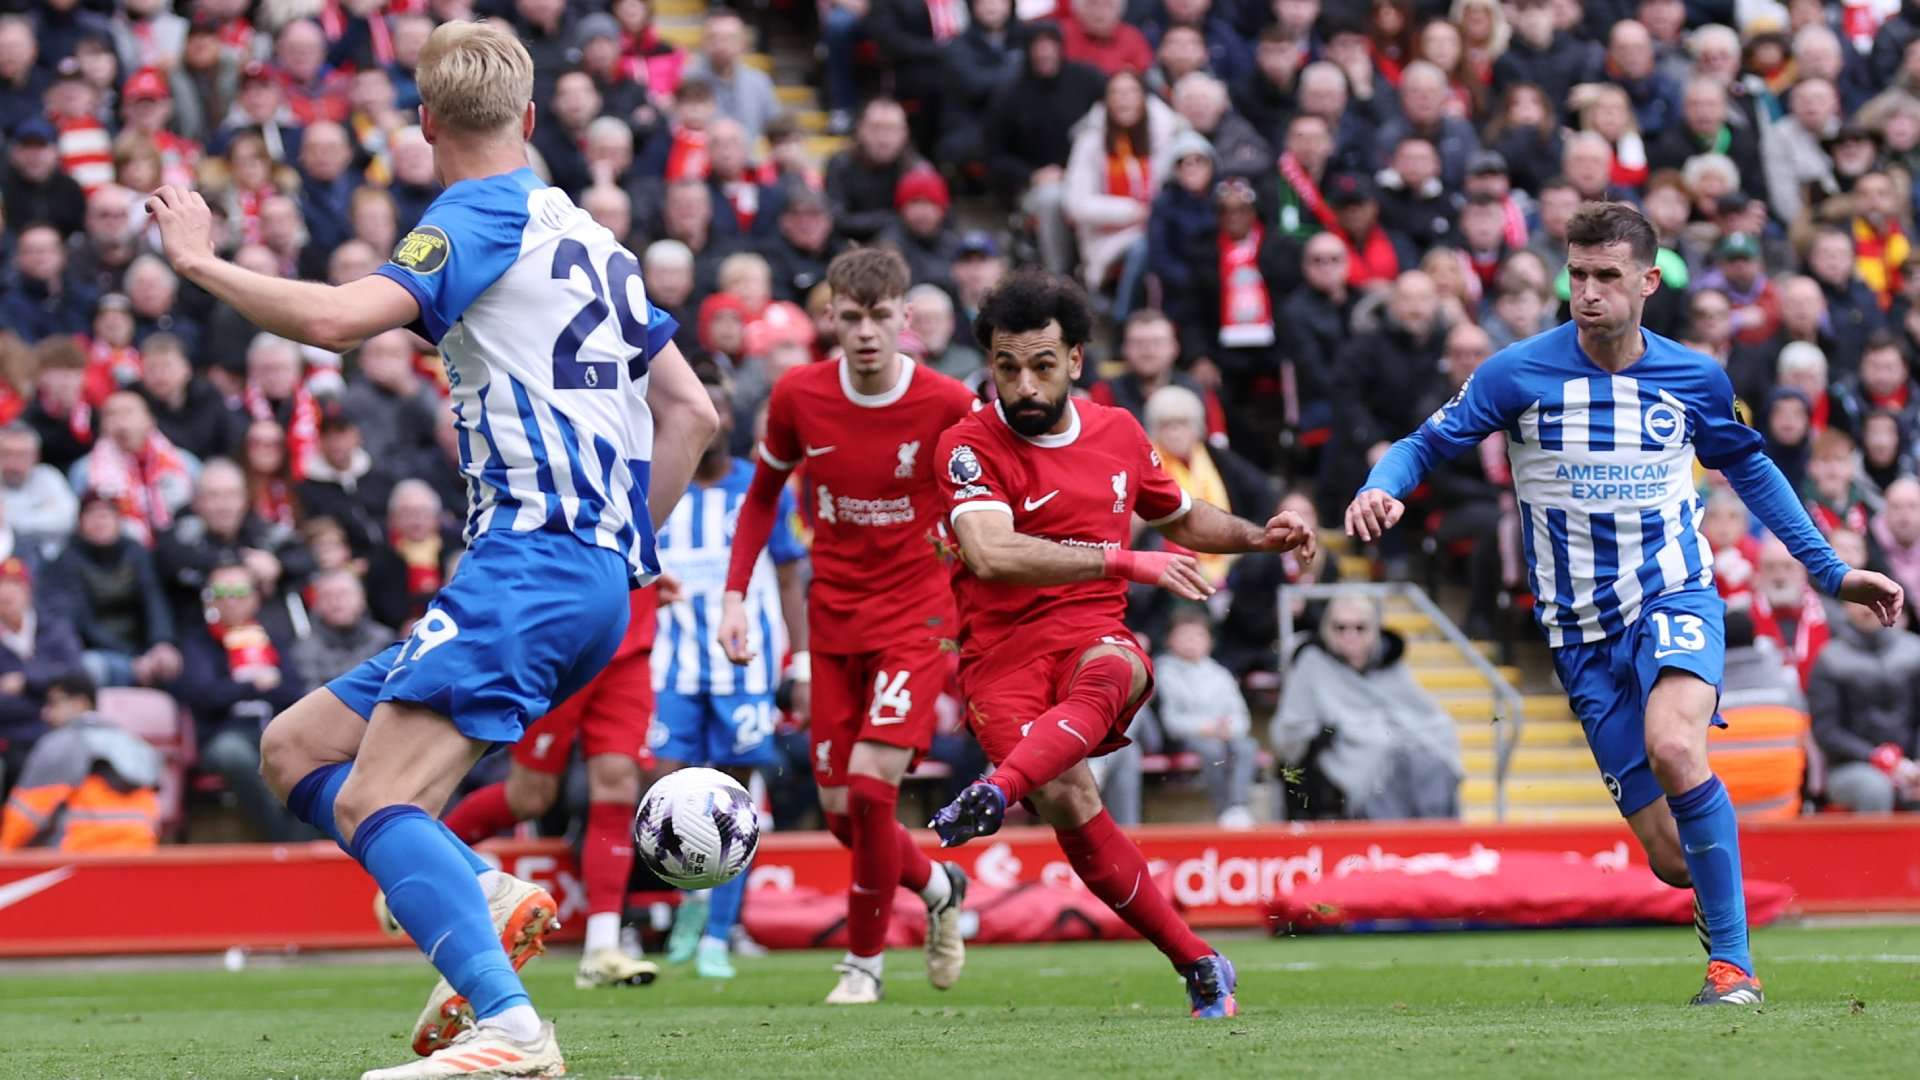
[{"x1": 551, "y1": 238, "x2": 652, "y2": 391}]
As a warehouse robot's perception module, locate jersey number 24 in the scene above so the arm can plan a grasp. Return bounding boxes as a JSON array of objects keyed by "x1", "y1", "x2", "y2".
[{"x1": 551, "y1": 238, "x2": 652, "y2": 391}]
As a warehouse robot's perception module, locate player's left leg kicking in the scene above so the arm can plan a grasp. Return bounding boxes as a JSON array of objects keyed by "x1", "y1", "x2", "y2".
[
  {"x1": 262, "y1": 532, "x2": 633, "y2": 1078},
  {"x1": 1557, "y1": 589, "x2": 1761, "y2": 1005},
  {"x1": 932, "y1": 638, "x2": 1236, "y2": 1018},
  {"x1": 653, "y1": 689, "x2": 781, "y2": 979}
]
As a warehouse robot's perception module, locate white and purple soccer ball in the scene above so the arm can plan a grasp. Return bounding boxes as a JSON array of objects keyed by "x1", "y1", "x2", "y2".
[{"x1": 633, "y1": 767, "x2": 759, "y2": 890}]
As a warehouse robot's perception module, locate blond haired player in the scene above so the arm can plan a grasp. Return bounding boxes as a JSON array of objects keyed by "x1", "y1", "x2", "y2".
[{"x1": 145, "y1": 22, "x2": 716, "y2": 1079}]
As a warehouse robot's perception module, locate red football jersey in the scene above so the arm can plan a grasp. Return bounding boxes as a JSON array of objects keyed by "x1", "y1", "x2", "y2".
[
  {"x1": 935, "y1": 400, "x2": 1192, "y2": 662},
  {"x1": 760, "y1": 357, "x2": 979, "y2": 653}
]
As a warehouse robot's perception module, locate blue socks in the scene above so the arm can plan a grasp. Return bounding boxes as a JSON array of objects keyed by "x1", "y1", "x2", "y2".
[
  {"x1": 350, "y1": 804, "x2": 529, "y2": 1020},
  {"x1": 1668, "y1": 776, "x2": 1753, "y2": 976},
  {"x1": 707, "y1": 861, "x2": 750, "y2": 941},
  {"x1": 289, "y1": 763, "x2": 493, "y2": 875}
]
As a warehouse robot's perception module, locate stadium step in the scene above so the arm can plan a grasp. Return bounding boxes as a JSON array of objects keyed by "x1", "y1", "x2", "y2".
[
  {"x1": 1462, "y1": 804, "x2": 1620, "y2": 823},
  {"x1": 1461, "y1": 746, "x2": 1595, "y2": 775},
  {"x1": 1454, "y1": 718, "x2": 1585, "y2": 750},
  {"x1": 777, "y1": 85, "x2": 816, "y2": 108},
  {"x1": 1337, "y1": 554, "x2": 1373, "y2": 581},
  {"x1": 806, "y1": 134, "x2": 850, "y2": 160},
  {"x1": 1465, "y1": 776, "x2": 1614, "y2": 807},
  {"x1": 1406, "y1": 639, "x2": 1498, "y2": 663},
  {"x1": 1412, "y1": 665, "x2": 1524, "y2": 691},
  {"x1": 1439, "y1": 693, "x2": 1574, "y2": 724}
]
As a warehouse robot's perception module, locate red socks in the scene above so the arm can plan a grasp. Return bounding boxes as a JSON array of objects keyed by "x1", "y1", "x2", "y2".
[
  {"x1": 846, "y1": 775, "x2": 904, "y2": 957},
  {"x1": 987, "y1": 653, "x2": 1134, "y2": 806},
  {"x1": 442, "y1": 782, "x2": 517, "y2": 844},
  {"x1": 827, "y1": 792, "x2": 932, "y2": 890},
  {"x1": 584, "y1": 801, "x2": 637, "y2": 917},
  {"x1": 1057, "y1": 810, "x2": 1211, "y2": 967}
]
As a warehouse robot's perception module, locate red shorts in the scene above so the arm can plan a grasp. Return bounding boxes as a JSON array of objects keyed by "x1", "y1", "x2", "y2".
[
  {"x1": 809, "y1": 640, "x2": 951, "y2": 786},
  {"x1": 960, "y1": 629, "x2": 1153, "y2": 766},
  {"x1": 511, "y1": 648, "x2": 656, "y2": 774}
]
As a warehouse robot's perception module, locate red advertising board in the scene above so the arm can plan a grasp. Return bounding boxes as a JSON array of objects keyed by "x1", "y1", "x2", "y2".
[{"x1": 2, "y1": 818, "x2": 1917, "y2": 958}]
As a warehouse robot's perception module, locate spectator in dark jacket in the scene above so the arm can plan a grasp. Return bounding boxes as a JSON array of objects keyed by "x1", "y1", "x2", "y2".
[
  {"x1": 58, "y1": 492, "x2": 180, "y2": 690},
  {"x1": 289, "y1": 569, "x2": 393, "y2": 691},
  {"x1": 1372, "y1": 62, "x2": 1481, "y2": 192},
  {"x1": 1091, "y1": 309, "x2": 1227, "y2": 443},
  {"x1": 1278, "y1": 232, "x2": 1359, "y2": 459},
  {"x1": 136, "y1": 333, "x2": 241, "y2": 463},
  {"x1": 1492, "y1": 0, "x2": 1604, "y2": 115},
  {"x1": 1142, "y1": 0, "x2": 1251, "y2": 85},
  {"x1": 1327, "y1": 271, "x2": 1448, "y2": 517},
  {"x1": 341, "y1": 329, "x2": 440, "y2": 466},
  {"x1": 1413, "y1": 323, "x2": 1510, "y2": 638},
  {"x1": 937, "y1": 0, "x2": 1029, "y2": 166},
  {"x1": 0, "y1": 18, "x2": 50, "y2": 138},
  {"x1": 1648, "y1": 77, "x2": 1769, "y2": 204},
  {"x1": 366, "y1": 480, "x2": 463, "y2": 633},
  {"x1": 876, "y1": 167, "x2": 962, "y2": 296},
  {"x1": 296, "y1": 409, "x2": 394, "y2": 555},
  {"x1": 529, "y1": 70, "x2": 599, "y2": 199},
  {"x1": 294, "y1": 122, "x2": 362, "y2": 258},
  {"x1": 1146, "y1": 131, "x2": 1221, "y2": 339},
  {"x1": 22, "y1": 336, "x2": 95, "y2": 472},
  {"x1": 1, "y1": 119, "x2": 86, "y2": 239},
  {"x1": 825, "y1": 98, "x2": 922, "y2": 244},
  {"x1": 866, "y1": 0, "x2": 966, "y2": 148},
  {"x1": 1231, "y1": 26, "x2": 1302, "y2": 150},
  {"x1": 0, "y1": 555, "x2": 85, "y2": 787},
  {"x1": 1808, "y1": 600, "x2": 1920, "y2": 811},
  {"x1": 1808, "y1": 227, "x2": 1888, "y2": 382},
  {"x1": 760, "y1": 186, "x2": 844, "y2": 304},
  {"x1": 171, "y1": 560, "x2": 306, "y2": 841},
  {"x1": 985, "y1": 25, "x2": 1106, "y2": 270},
  {"x1": 1, "y1": 224, "x2": 98, "y2": 344},
  {"x1": 1375, "y1": 137, "x2": 1462, "y2": 256},
  {"x1": 156, "y1": 460, "x2": 314, "y2": 644}
]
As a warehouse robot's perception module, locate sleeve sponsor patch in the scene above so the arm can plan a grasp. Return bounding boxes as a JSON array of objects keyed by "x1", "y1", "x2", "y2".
[
  {"x1": 947, "y1": 444, "x2": 983, "y2": 485},
  {"x1": 391, "y1": 226, "x2": 450, "y2": 274}
]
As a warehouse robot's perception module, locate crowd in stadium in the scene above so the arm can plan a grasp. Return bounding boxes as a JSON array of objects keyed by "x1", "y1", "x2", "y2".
[{"x1": 4, "y1": 0, "x2": 1920, "y2": 852}]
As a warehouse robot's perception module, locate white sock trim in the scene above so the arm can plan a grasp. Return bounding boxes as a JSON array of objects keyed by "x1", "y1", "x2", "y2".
[
  {"x1": 476, "y1": 1003, "x2": 540, "y2": 1044},
  {"x1": 583, "y1": 912, "x2": 622, "y2": 954},
  {"x1": 841, "y1": 951, "x2": 883, "y2": 976},
  {"x1": 919, "y1": 863, "x2": 952, "y2": 908}
]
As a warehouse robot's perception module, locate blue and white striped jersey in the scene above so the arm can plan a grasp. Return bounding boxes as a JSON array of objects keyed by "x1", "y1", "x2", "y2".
[
  {"x1": 1366, "y1": 323, "x2": 1848, "y2": 648},
  {"x1": 654, "y1": 458, "x2": 807, "y2": 696},
  {"x1": 374, "y1": 167, "x2": 678, "y2": 585}
]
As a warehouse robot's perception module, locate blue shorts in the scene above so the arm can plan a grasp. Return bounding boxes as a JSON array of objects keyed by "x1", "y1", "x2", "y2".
[
  {"x1": 648, "y1": 688, "x2": 780, "y2": 768},
  {"x1": 1551, "y1": 588, "x2": 1727, "y2": 818},
  {"x1": 327, "y1": 529, "x2": 632, "y2": 745}
]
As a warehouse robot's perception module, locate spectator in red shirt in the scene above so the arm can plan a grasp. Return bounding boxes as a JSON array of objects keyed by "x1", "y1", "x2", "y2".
[
  {"x1": 1704, "y1": 490, "x2": 1760, "y2": 611},
  {"x1": 1056, "y1": 0, "x2": 1152, "y2": 77},
  {"x1": 120, "y1": 67, "x2": 200, "y2": 192},
  {"x1": 1750, "y1": 534, "x2": 1834, "y2": 690}
]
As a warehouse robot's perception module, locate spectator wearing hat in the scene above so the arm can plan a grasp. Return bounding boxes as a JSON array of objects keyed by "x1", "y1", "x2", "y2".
[
  {"x1": 1, "y1": 224, "x2": 98, "y2": 343},
  {"x1": 0, "y1": 555, "x2": 85, "y2": 787},
  {"x1": 56, "y1": 489, "x2": 180, "y2": 690},
  {"x1": 1148, "y1": 129, "x2": 1221, "y2": 332},
  {"x1": 760, "y1": 186, "x2": 844, "y2": 304},
  {"x1": 826, "y1": 98, "x2": 922, "y2": 244},
  {"x1": 66, "y1": 186, "x2": 141, "y2": 299},
  {"x1": 1649, "y1": 77, "x2": 1770, "y2": 205},
  {"x1": 1766, "y1": 77, "x2": 1843, "y2": 225},
  {"x1": 950, "y1": 230, "x2": 1006, "y2": 329},
  {"x1": 120, "y1": 67, "x2": 201, "y2": 192},
  {"x1": 575, "y1": 13, "x2": 652, "y2": 129},
  {"x1": 136, "y1": 332, "x2": 240, "y2": 464},
  {"x1": 0, "y1": 16, "x2": 48, "y2": 137},
  {"x1": 1697, "y1": 232, "x2": 1783, "y2": 347},
  {"x1": 0, "y1": 424, "x2": 76, "y2": 551},
  {"x1": 937, "y1": 0, "x2": 1029, "y2": 169},
  {"x1": 3, "y1": 120, "x2": 87, "y2": 239},
  {"x1": 296, "y1": 405, "x2": 394, "y2": 556},
  {"x1": 1324, "y1": 171, "x2": 1414, "y2": 291},
  {"x1": 71, "y1": 390, "x2": 198, "y2": 549},
  {"x1": 877, "y1": 166, "x2": 962, "y2": 295}
]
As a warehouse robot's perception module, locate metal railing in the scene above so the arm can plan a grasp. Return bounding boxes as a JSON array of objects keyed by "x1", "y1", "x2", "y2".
[{"x1": 1276, "y1": 581, "x2": 1526, "y2": 821}]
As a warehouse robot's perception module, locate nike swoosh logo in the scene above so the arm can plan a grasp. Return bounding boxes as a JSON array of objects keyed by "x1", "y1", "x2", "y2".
[
  {"x1": 385, "y1": 664, "x2": 408, "y2": 681},
  {"x1": 1023, "y1": 491, "x2": 1060, "y2": 512},
  {"x1": 0, "y1": 866, "x2": 74, "y2": 912},
  {"x1": 1652, "y1": 649, "x2": 1693, "y2": 660},
  {"x1": 1541, "y1": 411, "x2": 1565, "y2": 424},
  {"x1": 806, "y1": 445, "x2": 837, "y2": 457},
  {"x1": 1058, "y1": 717, "x2": 1090, "y2": 748}
]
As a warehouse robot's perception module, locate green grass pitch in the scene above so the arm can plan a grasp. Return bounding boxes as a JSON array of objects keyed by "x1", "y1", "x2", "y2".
[{"x1": 7, "y1": 924, "x2": 1920, "y2": 1079}]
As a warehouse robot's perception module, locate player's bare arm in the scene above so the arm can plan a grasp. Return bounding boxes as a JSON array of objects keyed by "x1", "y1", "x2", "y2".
[
  {"x1": 949, "y1": 506, "x2": 1213, "y2": 601},
  {"x1": 1157, "y1": 499, "x2": 1316, "y2": 563},
  {"x1": 643, "y1": 341, "x2": 719, "y2": 529},
  {"x1": 145, "y1": 185, "x2": 419, "y2": 352}
]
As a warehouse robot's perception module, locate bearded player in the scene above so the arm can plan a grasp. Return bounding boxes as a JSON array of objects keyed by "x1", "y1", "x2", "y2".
[
  {"x1": 927, "y1": 271, "x2": 1315, "y2": 1018},
  {"x1": 716, "y1": 248, "x2": 978, "y2": 1005},
  {"x1": 1346, "y1": 203, "x2": 1903, "y2": 1005}
]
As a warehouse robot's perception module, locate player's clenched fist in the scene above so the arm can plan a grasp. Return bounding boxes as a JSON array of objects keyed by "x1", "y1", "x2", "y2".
[
  {"x1": 1258, "y1": 510, "x2": 1316, "y2": 564},
  {"x1": 1344, "y1": 489, "x2": 1404, "y2": 542},
  {"x1": 143, "y1": 184, "x2": 215, "y2": 275},
  {"x1": 1104, "y1": 548, "x2": 1214, "y2": 601},
  {"x1": 715, "y1": 590, "x2": 756, "y2": 664}
]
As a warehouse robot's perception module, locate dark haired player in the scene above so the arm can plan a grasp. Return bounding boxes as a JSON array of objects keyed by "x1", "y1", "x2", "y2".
[
  {"x1": 1346, "y1": 202, "x2": 1903, "y2": 1005},
  {"x1": 718, "y1": 248, "x2": 979, "y2": 1005},
  {"x1": 928, "y1": 271, "x2": 1316, "y2": 1018}
]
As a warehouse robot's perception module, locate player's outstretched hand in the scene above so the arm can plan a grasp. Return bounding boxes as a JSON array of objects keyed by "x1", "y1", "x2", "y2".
[
  {"x1": 1344, "y1": 489, "x2": 1404, "y2": 543},
  {"x1": 1105, "y1": 548, "x2": 1214, "y2": 601},
  {"x1": 1839, "y1": 569, "x2": 1905, "y2": 627},
  {"x1": 1259, "y1": 510, "x2": 1317, "y2": 564},
  {"x1": 144, "y1": 184, "x2": 215, "y2": 276},
  {"x1": 716, "y1": 590, "x2": 756, "y2": 665}
]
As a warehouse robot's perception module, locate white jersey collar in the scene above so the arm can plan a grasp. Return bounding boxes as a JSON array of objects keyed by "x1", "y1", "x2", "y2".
[
  {"x1": 995, "y1": 399, "x2": 1081, "y2": 448},
  {"x1": 838, "y1": 354, "x2": 916, "y2": 408}
]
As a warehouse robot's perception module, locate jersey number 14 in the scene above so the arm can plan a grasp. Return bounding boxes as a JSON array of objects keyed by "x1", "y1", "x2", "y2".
[{"x1": 551, "y1": 238, "x2": 652, "y2": 391}]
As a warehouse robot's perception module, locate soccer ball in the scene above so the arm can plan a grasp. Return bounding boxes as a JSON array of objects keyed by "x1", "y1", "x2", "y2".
[{"x1": 633, "y1": 767, "x2": 759, "y2": 889}]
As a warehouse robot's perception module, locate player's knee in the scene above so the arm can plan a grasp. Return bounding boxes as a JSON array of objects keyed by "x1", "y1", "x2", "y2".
[
  {"x1": 504, "y1": 768, "x2": 562, "y2": 819},
  {"x1": 331, "y1": 777, "x2": 385, "y2": 846},
  {"x1": 258, "y1": 713, "x2": 320, "y2": 801},
  {"x1": 1645, "y1": 727, "x2": 1707, "y2": 790},
  {"x1": 584, "y1": 753, "x2": 642, "y2": 803},
  {"x1": 1032, "y1": 767, "x2": 1103, "y2": 830}
]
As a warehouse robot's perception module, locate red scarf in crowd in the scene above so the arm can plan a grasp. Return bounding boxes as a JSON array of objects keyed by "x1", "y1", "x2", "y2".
[
  {"x1": 1807, "y1": 496, "x2": 1870, "y2": 537},
  {"x1": 1217, "y1": 222, "x2": 1275, "y2": 349},
  {"x1": 1713, "y1": 534, "x2": 1762, "y2": 607},
  {"x1": 208, "y1": 620, "x2": 279, "y2": 684},
  {"x1": 1750, "y1": 586, "x2": 1830, "y2": 690},
  {"x1": 1345, "y1": 226, "x2": 1402, "y2": 288},
  {"x1": 926, "y1": 0, "x2": 967, "y2": 40},
  {"x1": 1854, "y1": 217, "x2": 1909, "y2": 310},
  {"x1": 82, "y1": 431, "x2": 191, "y2": 547},
  {"x1": 242, "y1": 382, "x2": 318, "y2": 481},
  {"x1": 666, "y1": 127, "x2": 710, "y2": 183},
  {"x1": 1276, "y1": 152, "x2": 1341, "y2": 233},
  {"x1": 390, "y1": 530, "x2": 445, "y2": 600},
  {"x1": 1498, "y1": 195, "x2": 1528, "y2": 249},
  {"x1": 1105, "y1": 136, "x2": 1152, "y2": 201},
  {"x1": 0, "y1": 380, "x2": 22, "y2": 426},
  {"x1": 56, "y1": 115, "x2": 113, "y2": 195},
  {"x1": 82, "y1": 339, "x2": 143, "y2": 408},
  {"x1": 252, "y1": 476, "x2": 298, "y2": 530},
  {"x1": 318, "y1": 0, "x2": 395, "y2": 68}
]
